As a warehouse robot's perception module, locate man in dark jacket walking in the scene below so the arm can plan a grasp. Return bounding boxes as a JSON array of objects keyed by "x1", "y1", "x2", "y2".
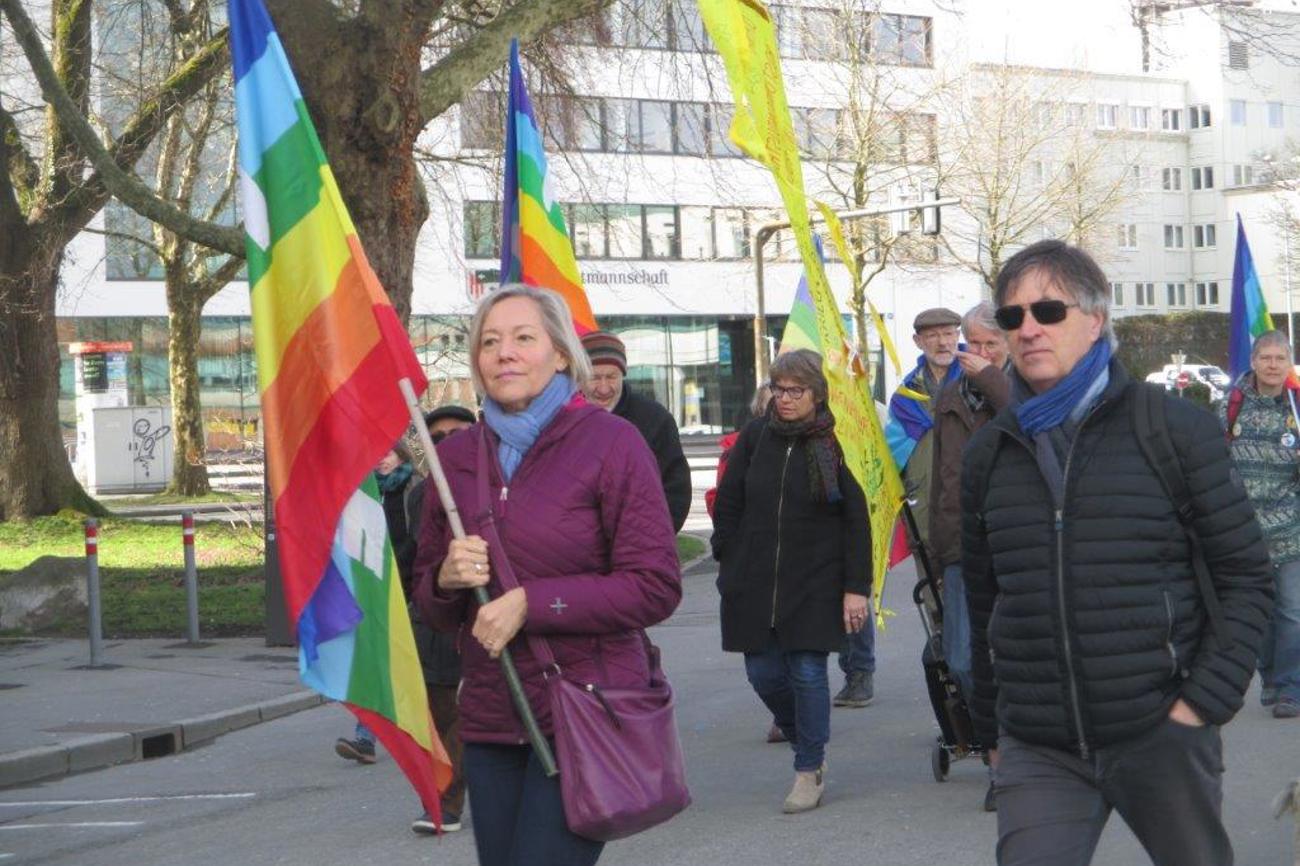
[
  {"x1": 961, "y1": 240, "x2": 1273, "y2": 866},
  {"x1": 581, "y1": 331, "x2": 692, "y2": 532}
]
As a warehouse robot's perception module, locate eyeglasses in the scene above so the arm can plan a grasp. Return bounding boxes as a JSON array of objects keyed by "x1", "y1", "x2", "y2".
[
  {"x1": 769, "y1": 383, "x2": 808, "y2": 400},
  {"x1": 918, "y1": 327, "x2": 960, "y2": 343},
  {"x1": 994, "y1": 300, "x2": 1080, "y2": 331}
]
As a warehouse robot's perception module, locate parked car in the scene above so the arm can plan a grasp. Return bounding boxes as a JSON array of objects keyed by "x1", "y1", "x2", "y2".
[{"x1": 1146, "y1": 364, "x2": 1228, "y2": 401}]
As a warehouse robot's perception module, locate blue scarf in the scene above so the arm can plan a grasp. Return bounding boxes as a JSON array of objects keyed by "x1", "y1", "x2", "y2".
[
  {"x1": 481, "y1": 373, "x2": 575, "y2": 482},
  {"x1": 1015, "y1": 340, "x2": 1113, "y2": 437},
  {"x1": 885, "y1": 353, "x2": 963, "y2": 468},
  {"x1": 376, "y1": 462, "x2": 412, "y2": 493}
]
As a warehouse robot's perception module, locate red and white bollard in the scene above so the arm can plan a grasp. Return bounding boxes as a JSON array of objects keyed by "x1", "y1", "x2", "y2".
[
  {"x1": 84, "y1": 519, "x2": 104, "y2": 667},
  {"x1": 182, "y1": 511, "x2": 200, "y2": 644}
]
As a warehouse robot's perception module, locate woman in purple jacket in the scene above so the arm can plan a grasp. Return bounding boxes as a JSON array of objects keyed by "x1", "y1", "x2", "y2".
[{"x1": 414, "y1": 284, "x2": 682, "y2": 866}]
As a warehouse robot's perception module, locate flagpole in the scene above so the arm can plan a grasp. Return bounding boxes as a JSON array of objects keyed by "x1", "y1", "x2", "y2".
[{"x1": 398, "y1": 378, "x2": 559, "y2": 778}]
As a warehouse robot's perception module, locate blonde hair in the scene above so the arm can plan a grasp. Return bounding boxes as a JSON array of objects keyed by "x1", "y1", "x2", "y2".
[{"x1": 466, "y1": 284, "x2": 593, "y2": 396}]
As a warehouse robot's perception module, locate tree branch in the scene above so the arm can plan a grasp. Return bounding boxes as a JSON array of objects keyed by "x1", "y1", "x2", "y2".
[
  {"x1": 0, "y1": 0, "x2": 244, "y2": 256},
  {"x1": 0, "y1": 98, "x2": 37, "y2": 220},
  {"x1": 418, "y1": 0, "x2": 610, "y2": 124}
]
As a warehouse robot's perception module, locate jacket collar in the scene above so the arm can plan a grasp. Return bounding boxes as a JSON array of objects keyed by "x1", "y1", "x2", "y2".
[{"x1": 989, "y1": 358, "x2": 1133, "y2": 442}]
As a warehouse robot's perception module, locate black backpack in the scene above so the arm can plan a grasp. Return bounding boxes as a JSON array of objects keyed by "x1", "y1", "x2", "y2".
[{"x1": 1131, "y1": 383, "x2": 1229, "y2": 649}]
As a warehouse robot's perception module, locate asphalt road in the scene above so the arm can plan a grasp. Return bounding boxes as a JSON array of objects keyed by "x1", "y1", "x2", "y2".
[{"x1": 3, "y1": 557, "x2": 1296, "y2": 866}]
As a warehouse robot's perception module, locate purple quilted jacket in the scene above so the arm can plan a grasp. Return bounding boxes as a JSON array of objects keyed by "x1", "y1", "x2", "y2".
[{"x1": 413, "y1": 397, "x2": 682, "y2": 745}]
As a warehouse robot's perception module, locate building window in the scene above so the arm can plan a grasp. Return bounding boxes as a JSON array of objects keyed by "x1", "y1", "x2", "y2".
[
  {"x1": 709, "y1": 103, "x2": 742, "y2": 157},
  {"x1": 1196, "y1": 281, "x2": 1221, "y2": 306},
  {"x1": 679, "y1": 206, "x2": 713, "y2": 259},
  {"x1": 1191, "y1": 166, "x2": 1215, "y2": 190},
  {"x1": 1233, "y1": 164, "x2": 1254, "y2": 186},
  {"x1": 1269, "y1": 101, "x2": 1284, "y2": 129},
  {"x1": 1228, "y1": 40, "x2": 1249, "y2": 69},
  {"x1": 463, "y1": 201, "x2": 500, "y2": 258},
  {"x1": 1064, "y1": 102, "x2": 1087, "y2": 126},
  {"x1": 1162, "y1": 167, "x2": 1182, "y2": 191},
  {"x1": 1130, "y1": 164, "x2": 1148, "y2": 190},
  {"x1": 1161, "y1": 108, "x2": 1181, "y2": 131},
  {"x1": 874, "y1": 13, "x2": 932, "y2": 67},
  {"x1": 543, "y1": 95, "x2": 605, "y2": 151},
  {"x1": 673, "y1": 102, "x2": 708, "y2": 156},
  {"x1": 1118, "y1": 223, "x2": 1138, "y2": 250},
  {"x1": 1231, "y1": 99, "x2": 1247, "y2": 126},
  {"x1": 1166, "y1": 282, "x2": 1187, "y2": 307},
  {"x1": 1193, "y1": 224, "x2": 1217, "y2": 248},
  {"x1": 1130, "y1": 105, "x2": 1151, "y2": 130},
  {"x1": 1097, "y1": 103, "x2": 1118, "y2": 129},
  {"x1": 461, "y1": 90, "x2": 505, "y2": 149},
  {"x1": 1164, "y1": 225, "x2": 1185, "y2": 249},
  {"x1": 569, "y1": 204, "x2": 609, "y2": 258},
  {"x1": 711, "y1": 207, "x2": 750, "y2": 260},
  {"x1": 1136, "y1": 282, "x2": 1155, "y2": 307},
  {"x1": 1111, "y1": 282, "x2": 1125, "y2": 306},
  {"x1": 1188, "y1": 104, "x2": 1211, "y2": 129}
]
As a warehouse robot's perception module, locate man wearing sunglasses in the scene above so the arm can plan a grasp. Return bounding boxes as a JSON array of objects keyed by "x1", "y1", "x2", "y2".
[{"x1": 960, "y1": 240, "x2": 1273, "y2": 866}]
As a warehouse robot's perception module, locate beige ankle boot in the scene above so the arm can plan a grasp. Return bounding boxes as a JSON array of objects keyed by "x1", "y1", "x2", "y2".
[{"x1": 782, "y1": 765, "x2": 825, "y2": 813}]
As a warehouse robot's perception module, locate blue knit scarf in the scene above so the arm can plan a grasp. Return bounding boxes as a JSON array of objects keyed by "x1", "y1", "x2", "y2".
[
  {"x1": 481, "y1": 372, "x2": 575, "y2": 482},
  {"x1": 1015, "y1": 340, "x2": 1113, "y2": 437},
  {"x1": 376, "y1": 462, "x2": 412, "y2": 493}
]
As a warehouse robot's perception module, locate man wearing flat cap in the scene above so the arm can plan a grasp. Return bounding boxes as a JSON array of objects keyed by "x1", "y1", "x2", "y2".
[{"x1": 581, "y1": 330, "x2": 692, "y2": 532}]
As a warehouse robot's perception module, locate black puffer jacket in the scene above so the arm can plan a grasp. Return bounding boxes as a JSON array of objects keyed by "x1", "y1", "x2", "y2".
[
  {"x1": 961, "y1": 363, "x2": 1272, "y2": 754},
  {"x1": 614, "y1": 385, "x2": 692, "y2": 533},
  {"x1": 711, "y1": 416, "x2": 871, "y2": 653}
]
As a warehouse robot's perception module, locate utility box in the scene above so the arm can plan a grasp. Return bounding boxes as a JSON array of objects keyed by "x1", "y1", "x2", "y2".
[{"x1": 81, "y1": 406, "x2": 174, "y2": 493}]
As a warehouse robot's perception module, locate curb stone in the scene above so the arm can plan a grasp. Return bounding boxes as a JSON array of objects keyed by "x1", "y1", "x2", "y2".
[{"x1": 0, "y1": 689, "x2": 326, "y2": 789}]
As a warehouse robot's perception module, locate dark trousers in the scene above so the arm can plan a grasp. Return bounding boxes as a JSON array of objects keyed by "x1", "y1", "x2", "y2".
[
  {"x1": 995, "y1": 720, "x2": 1230, "y2": 866},
  {"x1": 463, "y1": 743, "x2": 604, "y2": 866},
  {"x1": 429, "y1": 684, "x2": 464, "y2": 815}
]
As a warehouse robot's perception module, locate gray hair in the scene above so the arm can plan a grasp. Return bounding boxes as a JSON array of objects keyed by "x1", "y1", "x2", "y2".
[
  {"x1": 466, "y1": 284, "x2": 594, "y2": 396},
  {"x1": 750, "y1": 383, "x2": 773, "y2": 418},
  {"x1": 769, "y1": 348, "x2": 828, "y2": 404},
  {"x1": 1252, "y1": 329, "x2": 1290, "y2": 358},
  {"x1": 994, "y1": 239, "x2": 1117, "y2": 348},
  {"x1": 962, "y1": 300, "x2": 999, "y2": 336}
]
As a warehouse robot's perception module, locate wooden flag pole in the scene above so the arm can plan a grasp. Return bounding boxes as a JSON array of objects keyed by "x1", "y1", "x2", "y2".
[{"x1": 398, "y1": 379, "x2": 558, "y2": 777}]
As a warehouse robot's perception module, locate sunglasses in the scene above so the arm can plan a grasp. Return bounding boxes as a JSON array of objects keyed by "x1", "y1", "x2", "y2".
[{"x1": 994, "y1": 299, "x2": 1080, "y2": 331}]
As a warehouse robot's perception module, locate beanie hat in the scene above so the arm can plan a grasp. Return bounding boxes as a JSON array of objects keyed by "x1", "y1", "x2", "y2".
[
  {"x1": 581, "y1": 331, "x2": 627, "y2": 374},
  {"x1": 424, "y1": 404, "x2": 477, "y2": 427}
]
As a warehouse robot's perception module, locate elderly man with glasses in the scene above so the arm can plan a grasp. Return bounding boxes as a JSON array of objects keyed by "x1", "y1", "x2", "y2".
[{"x1": 961, "y1": 239, "x2": 1273, "y2": 866}]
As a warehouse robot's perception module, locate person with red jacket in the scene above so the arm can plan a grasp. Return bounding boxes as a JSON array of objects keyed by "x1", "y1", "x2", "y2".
[{"x1": 414, "y1": 285, "x2": 682, "y2": 866}]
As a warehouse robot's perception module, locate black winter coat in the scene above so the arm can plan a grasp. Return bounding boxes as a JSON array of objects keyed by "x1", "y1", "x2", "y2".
[
  {"x1": 614, "y1": 385, "x2": 692, "y2": 532},
  {"x1": 711, "y1": 417, "x2": 871, "y2": 653},
  {"x1": 961, "y1": 363, "x2": 1273, "y2": 755}
]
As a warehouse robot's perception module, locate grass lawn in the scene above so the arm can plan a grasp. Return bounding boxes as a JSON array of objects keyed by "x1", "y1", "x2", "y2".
[
  {"x1": 1, "y1": 515, "x2": 709, "y2": 638},
  {"x1": 109, "y1": 491, "x2": 261, "y2": 508}
]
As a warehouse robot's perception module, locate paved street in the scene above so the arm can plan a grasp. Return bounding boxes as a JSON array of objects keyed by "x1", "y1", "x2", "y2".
[{"x1": 3, "y1": 554, "x2": 1296, "y2": 866}]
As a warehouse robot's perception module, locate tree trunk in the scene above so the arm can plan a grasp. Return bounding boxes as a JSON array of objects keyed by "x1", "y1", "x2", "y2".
[
  {"x1": 166, "y1": 282, "x2": 210, "y2": 496},
  {"x1": 0, "y1": 243, "x2": 105, "y2": 520}
]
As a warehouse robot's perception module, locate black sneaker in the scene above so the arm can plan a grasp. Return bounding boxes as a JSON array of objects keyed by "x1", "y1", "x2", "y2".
[
  {"x1": 1274, "y1": 698, "x2": 1300, "y2": 719},
  {"x1": 412, "y1": 810, "x2": 461, "y2": 833},
  {"x1": 983, "y1": 780, "x2": 997, "y2": 812},
  {"x1": 334, "y1": 737, "x2": 376, "y2": 764},
  {"x1": 833, "y1": 672, "x2": 874, "y2": 707}
]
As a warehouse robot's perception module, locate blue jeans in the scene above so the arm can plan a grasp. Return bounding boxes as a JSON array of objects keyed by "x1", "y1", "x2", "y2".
[
  {"x1": 1260, "y1": 557, "x2": 1300, "y2": 703},
  {"x1": 744, "y1": 635, "x2": 831, "y2": 771},
  {"x1": 463, "y1": 743, "x2": 604, "y2": 866},
  {"x1": 353, "y1": 722, "x2": 374, "y2": 744},
  {"x1": 941, "y1": 564, "x2": 975, "y2": 702},
  {"x1": 837, "y1": 606, "x2": 876, "y2": 675}
]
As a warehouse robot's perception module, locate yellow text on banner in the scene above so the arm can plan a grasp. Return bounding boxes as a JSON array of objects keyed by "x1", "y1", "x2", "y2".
[{"x1": 698, "y1": 0, "x2": 905, "y2": 618}]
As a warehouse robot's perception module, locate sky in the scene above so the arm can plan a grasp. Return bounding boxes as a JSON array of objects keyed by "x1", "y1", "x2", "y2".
[{"x1": 961, "y1": 0, "x2": 1147, "y2": 74}]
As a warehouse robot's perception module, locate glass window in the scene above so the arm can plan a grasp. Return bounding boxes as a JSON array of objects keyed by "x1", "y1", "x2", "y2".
[
  {"x1": 679, "y1": 207, "x2": 713, "y2": 259},
  {"x1": 675, "y1": 103, "x2": 708, "y2": 156},
  {"x1": 770, "y1": 5, "x2": 801, "y2": 57},
  {"x1": 1064, "y1": 103, "x2": 1086, "y2": 126},
  {"x1": 1269, "y1": 101, "x2": 1284, "y2": 128},
  {"x1": 712, "y1": 208, "x2": 749, "y2": 259},
  {"x1": 548, "y1": 96, "x2": 604, "y2": 151},
  {"x1": 1163, "y1": 224, "x2": 1184, "y2": 248},
  {"x1": 614, "y1": 0, "x2": 668, "y2": 48},
  {"x1": 643, "y1": 206, "x2": 679, "y2": 259},
  {"x1": 670, "y1": 0, "x2": 709, "y2": 51},
  {"x1": 1162, "y1": 167, "x2": 1182, "y2": 191},
  {"x1": 607, "y1": 205, "x2": 643, "y2": 258},
  {"x1": 902, "y1": 113, "x2": 937, "y2": 164},
  {"x1": 1161, "y1": 108, "x2": 1181, "y2": 131},
  {"x1": 461, "y1": 90, "x2": 503, "y2": 149},
  {"x1": 1118, "y1": 224, "x2": 1137, "y2": 249},
  {"x1": 104, "y1": 201, "x2": 164, "y2": 280},
  {"x1": 568, "y1": 204, "x2": 607, "y2": 258},
  {"x1": 805, "y1": 108, "x2": 840, "y2": 160},
  {"x1": 1111, "y1": 282, "x2": 1124, "y2": 306},
  {"x1": 710, "y1": 104, "x2": 742, "y2": 157},
  {"x1": 606, "y1": 99, "x2": 638, "y2": 153},
  {"x1": 637, "y1": 101, "x2": 674, "y2": 153},
  {"x1": 899, "y1": 15, "x2": 931, "y2": 66},
  {"x1": 802, "y1": 9, "x2": 841, "y2": 60},
  {"x1": 1166, "y1": 282, "x2": 1187, "y2": 306},
  {"x1": 1231, "y1": 99, "x2": 1246, "y2": 126},
  {"x1": 464, "y1": 201, "x2": 499, "y2": 259},
  {"x1": 874, "y1": 13, "x2": 902, "y2": 63},
  {"x1": 1097, "y1": 104, "x2": 1118, "y2": 129},
  {"x1": 1130, "y1": 105, "x2": 1150, "y2": 129}
]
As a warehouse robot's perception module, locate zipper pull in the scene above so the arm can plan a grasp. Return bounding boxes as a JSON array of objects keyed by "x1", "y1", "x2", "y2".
[
  {"x1": 1054, "y1": 509, "x2": 1064, "y2": 532},
  {"x1": 500, "y1": 487, "x2": 508, "y2": 502}
]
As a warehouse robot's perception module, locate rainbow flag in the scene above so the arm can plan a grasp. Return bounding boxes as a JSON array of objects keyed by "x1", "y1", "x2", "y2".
[
  {"x1": 1229, "y1": 214, "x2": 1275, "y2": 379},
  {"x1": 777, "y1": 236, "x2": 825, "y2": 355},
  {"x1": 498, "y1": 39, "x2": 597, "y2": 334},
  {"x1": 230, "y1": 0, "x2": 450, "y2": 819}
]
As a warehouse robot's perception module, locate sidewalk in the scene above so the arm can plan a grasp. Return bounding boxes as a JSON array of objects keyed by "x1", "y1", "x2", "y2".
[{"x1": 0, "y1": 637, "x2": 322, "y2": 788}]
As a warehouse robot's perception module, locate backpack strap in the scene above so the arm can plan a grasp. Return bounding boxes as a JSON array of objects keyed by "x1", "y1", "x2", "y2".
[
  {"x1": 1224, "y1": 386, "x2": 1246, "y2": 441},
  {"x1": 1132, "y1": 383, "x2": 1228, "y2": 650}
]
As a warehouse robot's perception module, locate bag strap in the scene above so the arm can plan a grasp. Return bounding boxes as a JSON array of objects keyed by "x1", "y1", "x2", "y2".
[
  {"x1": 1131, "y1": 383, "x2": 1228, "y2": 650},
  {"x1": 475, "y1": 427, "x2": 559, "y2": 671},
  {"x1": 1225, "y1": 387, "x2": 1245, "y2": 441}
]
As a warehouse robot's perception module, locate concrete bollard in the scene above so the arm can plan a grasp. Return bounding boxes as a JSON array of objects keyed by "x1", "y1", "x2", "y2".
[
  {"x1": 84, "y1": 518, "x2": 104, "y2": 667},
  {"x1": 182, "y1": 511, "x2": 200, "y2": 644}
]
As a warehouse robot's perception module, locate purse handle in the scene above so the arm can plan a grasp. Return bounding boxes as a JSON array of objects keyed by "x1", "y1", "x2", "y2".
[{"x1": 475, "y1": 427, "x2": 561, "y2": 672}]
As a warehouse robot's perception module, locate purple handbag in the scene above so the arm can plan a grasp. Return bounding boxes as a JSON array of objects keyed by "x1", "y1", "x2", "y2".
[{"x1": 475, "y1": 430, "x2": 691, "y2": 841}]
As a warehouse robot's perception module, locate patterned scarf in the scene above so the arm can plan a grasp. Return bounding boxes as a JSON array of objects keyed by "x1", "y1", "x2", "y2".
[
  {"x1": 481, "y1": 372, "x2": 575, "y2": 482},
  {"x1": 767, "y1": 402, "x2": 842, "y2": 503}
]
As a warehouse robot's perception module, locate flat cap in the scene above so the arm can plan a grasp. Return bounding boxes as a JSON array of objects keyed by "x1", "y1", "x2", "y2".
[
  {"x1": 913, "y1": 307, "x2": 962, "y2": 332},
  {"x1": 424, "y1": 404, "x2": 477, "y2": 427}
]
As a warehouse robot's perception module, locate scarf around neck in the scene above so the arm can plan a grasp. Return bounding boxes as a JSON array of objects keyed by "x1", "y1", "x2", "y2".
[
  {"x1": 1014, "y1": 340, "x2": 1113, "y2": 437},
  {"x1": 376, "y1": 462, "x2": 412, "y2": 493},
  {"x1": 767, "y1": 402, "x2": 843, "y2": 503},
  {"x1": 481, "y1": 372, "x2": 575, "y2": 482}
]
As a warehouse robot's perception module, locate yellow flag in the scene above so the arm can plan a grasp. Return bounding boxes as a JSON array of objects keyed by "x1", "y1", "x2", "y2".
[{"x1": 699, "y1": 0, "x2": 905, "y2": 617}]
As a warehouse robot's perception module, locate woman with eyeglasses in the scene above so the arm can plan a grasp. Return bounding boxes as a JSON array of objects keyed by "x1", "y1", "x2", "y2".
[{"x1": 711, "y1": 348, "x2": 871, "y2": 815}]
